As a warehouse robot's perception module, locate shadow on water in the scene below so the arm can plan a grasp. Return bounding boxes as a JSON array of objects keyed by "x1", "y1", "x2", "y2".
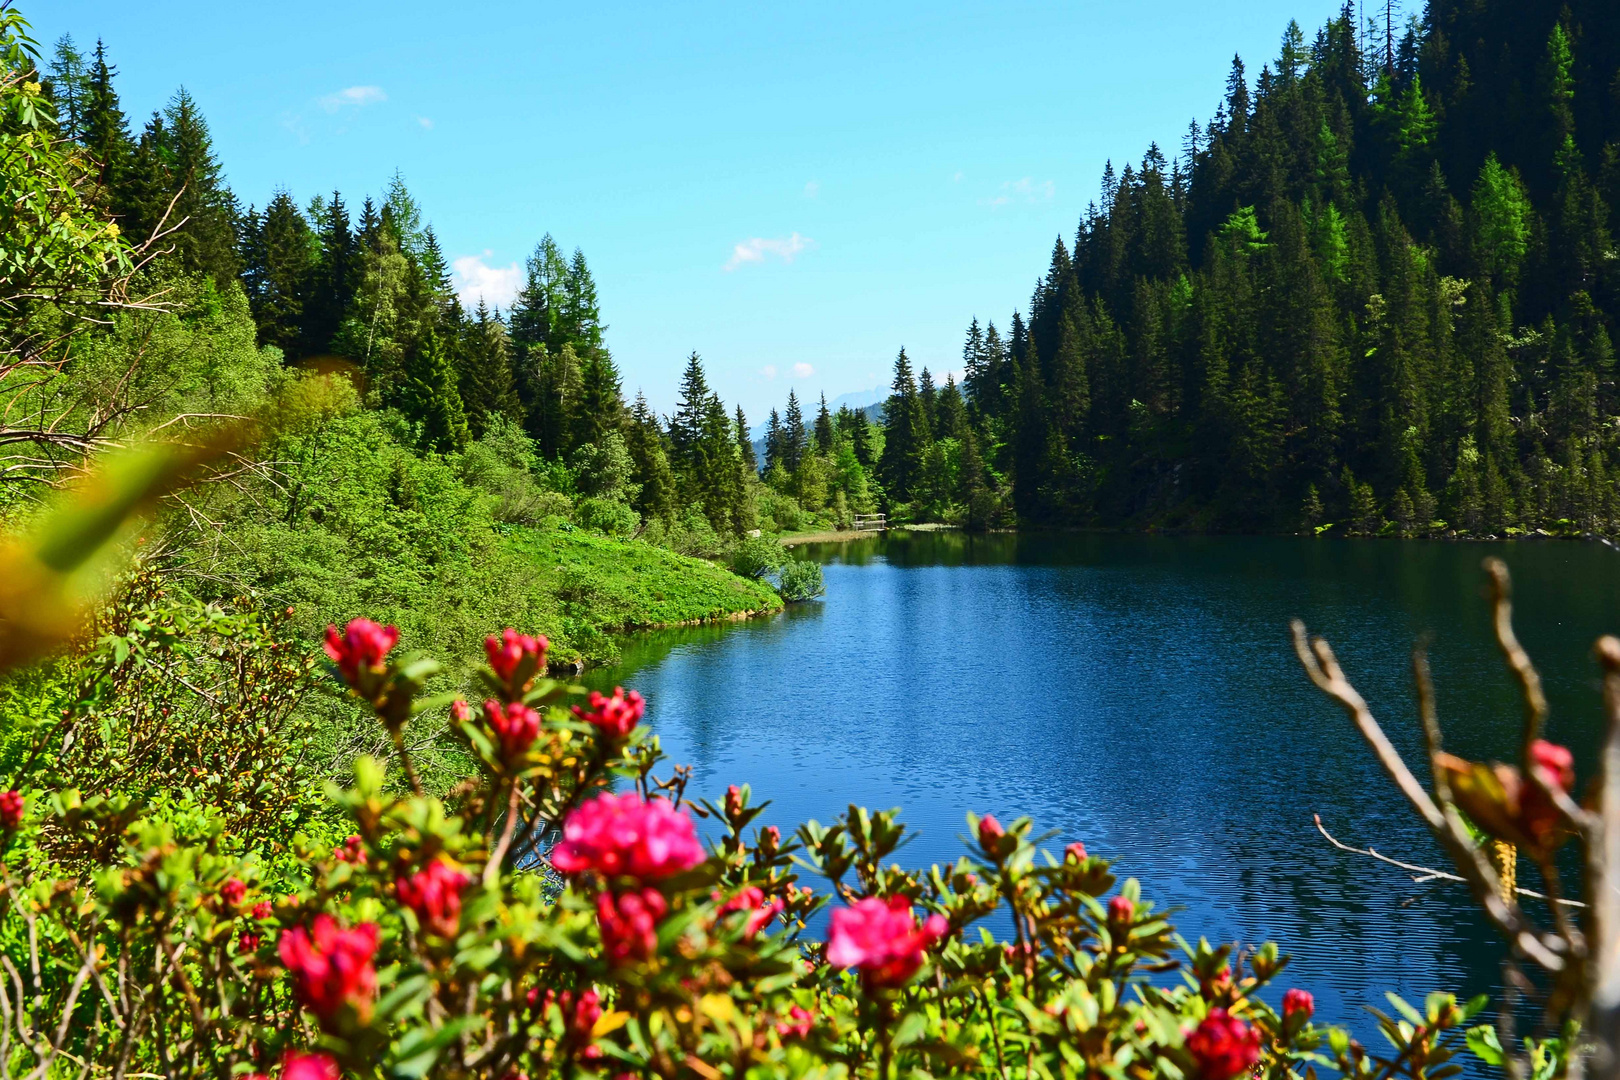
[{"x1": 589, "y1": 532, "x2": 1620, "y2": 1057}]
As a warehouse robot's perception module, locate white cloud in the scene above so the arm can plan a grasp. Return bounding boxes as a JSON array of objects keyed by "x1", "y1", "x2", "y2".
[
  {"x1": 451, "y1": 252, "x2": 522, "y2": 310},
  {"x1": 803, "y1": 180, "x2": 819, "y2": 198},
  {"x1": 791, "y1": 363, "x2": 815, "y2": 379},
  {"x1": 416, "y1": 116, "x2": 434, "y2": 129},
  {"x1": 981, "y1": 177, "x2": 1055, "y2": 208},
  {"x1": 760, "y1": 365, "x2": 778, "y2": 379},
  {"x1": 724, "y1": 232, "x2": 813, "y2": 271},
  {"x1": 319, "y1": 85, "x2": 387, "y2": 112}
]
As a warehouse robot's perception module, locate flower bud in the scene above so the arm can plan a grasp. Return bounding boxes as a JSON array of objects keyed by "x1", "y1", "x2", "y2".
[
  {"x1": 322, "y1": 618, "x2": 398, "y2": 696},
  {"x1": 253, "y1": 900, "x2": 274, "y2": 920},
  {"x1": 1065, "y1": 841, "x2": 1088, "y2": 862},
  {"x1": 1107, "y1": 894, "x2": 1135, "y2": 926},
  {"x1": 485, "y1": 629, "x2": 548, "y2": 692},
  {"x1": 572, "y1": 687, "x2": 645, "y2": 739},
  {"x1": 485, "y1": 699, "x2": 542, "y2": 761},
  {"x1": 239, "y1": 931, "x2": 261, "y2": 952},
  {"x1": 1282, "y1": 988, "x2": 1314, "y2": 1022},
  {"x1": 450, "y1": 699, "x2": 471, "y2": 723},
  {"x1": 977, "y1": 814, "x2": 1005, "y2": 853},
  {"x1": 0, "y1": 790, "x2": 24, "y2": 832},
  {"x1": 725, "y1": 784, "x2": 744, "y2": 819},
  {"x1": 220, "y1": 878, "x2": 247, "y2": 907}
]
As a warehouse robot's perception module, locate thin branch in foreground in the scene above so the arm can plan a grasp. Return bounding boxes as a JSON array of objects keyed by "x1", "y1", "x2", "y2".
[{"x1": 1313, "y1": 815, "x2": 1586, "y2": 908}]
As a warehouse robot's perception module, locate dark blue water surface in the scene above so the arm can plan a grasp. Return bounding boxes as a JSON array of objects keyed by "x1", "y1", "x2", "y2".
[{"x1": 591, "y1": 533, "x2": 1620, "y2": 1041}]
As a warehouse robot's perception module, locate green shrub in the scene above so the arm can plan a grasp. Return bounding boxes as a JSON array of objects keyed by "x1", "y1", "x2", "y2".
[
  {"x1": 776, "y1": 558, "x2": 826, "y2": 602},
  {"x1": 732, "y1": 535, "x2": 789, "y2": 579}
]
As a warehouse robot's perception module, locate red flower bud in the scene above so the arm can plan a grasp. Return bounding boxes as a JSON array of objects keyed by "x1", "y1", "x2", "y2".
[
  {"x1": 0, "y1": 790, "x2": 24, "y2": 831},
  {"x1": 239, "y1": 931, "x2": 261, "y2": 952},
  {"x1": 485, "y1": 699, "x2": 541, "y2": 760},
  {"x1": 253, "y1": 900, "x2": 273, "y2": 920},
  {"x1": 572, "y1": 687, "x2": 645, "y2": 739},
  {"x1": 334, "y1": 835, "x2": 366, "y2": 864},
  {"x1": 1283, "y1": 988, "x2": 1315, "y2": 1022},
  {"x1": 220, "y1": 878, "x2": 247, "y2": 907},
  {"x1": 485, "y1": 629, "x2": 547, "y2": 689},
  {"x1": 450, "y1": 699, "x2": 471, "y2": 723},
  {"x1": 725, "y1": 784, "x2": 743, "y2": 819},
  {"x1": 396, "y1": 857, "x2": 470, "y2": 938},
  {"x1": 322, "y1": 618, "x2": 398, "y2": 690},
  {"x1": 1185, "y1": 1009, "x2": 1261, "y2": 1080},
  {"x1": 550, "y1": 792, "x2": 705, "y2": 882},
  {"x1": 1108, "y1": 894, "x2": 1135, "y2": 926},
  {"x1": 1065, "y1": 841, "x2": 1088, "y2": 862},
  {"x1": 977, "y1": 814, "x2": 1005, "y2": 853}
]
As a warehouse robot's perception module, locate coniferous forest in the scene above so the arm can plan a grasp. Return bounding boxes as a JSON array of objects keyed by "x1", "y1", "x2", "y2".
[{"x1": 749, "y1": 0, "x2": 1620, "y2": 538}]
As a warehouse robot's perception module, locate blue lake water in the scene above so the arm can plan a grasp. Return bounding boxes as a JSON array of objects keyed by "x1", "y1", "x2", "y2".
[{"x1": 590, "y1": 532, "x2": 1620, "y2": 1044}]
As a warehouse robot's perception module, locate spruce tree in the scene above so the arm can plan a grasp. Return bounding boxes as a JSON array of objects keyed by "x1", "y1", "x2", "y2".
[
  {"x1": 241, "y1": 190, "x2": 315, "y2": 356},
  {"x1": 669, "y1": 353, "x2": 712, "y2": 473},
  {"x1": 783, "y1": 391, "x2": 807, "y2": 472},
  {"x1": 814, "y1": 393, "x2": 833, "y2": 452},
  {"x1": 736, "y1": 405, "x2": 758, "y2": 472},
  {"x1": 459, "y1": 301, "x2": 524, "y2": 437},
  {"x1": 44, "y1": 35, "x2": 91, "y2": 143},
  {"x1": 879, "y1": 348, "x2": 929, "y2": 503},
  {"x1": 764, "y1": 409, "x2": 785, "y2": 473},
  {"x1": 403, "y1": 332, "x2": 470, "y2": 453},
  {"x1": 627, "y1": 392, "x2": 678, "y2": 522}
]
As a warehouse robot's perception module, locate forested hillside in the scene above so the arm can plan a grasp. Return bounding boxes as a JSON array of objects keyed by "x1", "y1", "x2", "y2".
[
  {"x1": 747, "y1": 1, "x2": 1620, "y2": 537},
  {"x1": 12, "y1": 31, "x2": 791, "y2": 673}
]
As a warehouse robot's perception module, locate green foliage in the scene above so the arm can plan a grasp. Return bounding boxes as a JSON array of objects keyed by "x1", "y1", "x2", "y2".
[
  {"x1": 775, "y1": 558, "x2": 826, "y2": 603},
  {"x1": 732, "y1": 535, "x2": 789, "y2": 580}
]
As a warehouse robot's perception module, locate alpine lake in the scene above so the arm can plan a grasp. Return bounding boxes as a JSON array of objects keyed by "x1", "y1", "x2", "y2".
[{"x1": 586, "y1": 532, "x2": 1620, "y2": 1051}]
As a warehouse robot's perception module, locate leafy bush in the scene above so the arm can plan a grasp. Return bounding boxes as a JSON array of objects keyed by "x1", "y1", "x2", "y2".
[
  {"x1": 776, "y1": 558, "x2": 826, "y2": 602},
  {"x1": 574, "y1": 495, "x2": 639, "y2": 537},
  {"x1": 732, "y1": 535, "x2": 789, "y2": 580}
]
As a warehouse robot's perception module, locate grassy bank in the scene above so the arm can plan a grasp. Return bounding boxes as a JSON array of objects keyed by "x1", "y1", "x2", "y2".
[{"x1": 504, "y1": 523, "x2": 782, "y2": 666}]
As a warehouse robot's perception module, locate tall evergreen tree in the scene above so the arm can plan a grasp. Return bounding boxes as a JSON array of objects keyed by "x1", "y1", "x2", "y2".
[
  {"x1": 814, "y1": 393, "x2": 834, "y2": 452},
  {"x1": 402, "y1": 332, "x2": 469, "y2": 454},
  {"x1": 879, "y1": 348, "x2": 929, "y2": 503},
  {"x1": 459, "y1": 301, "x2": 524, "y2": 437},
  {"x1": 783, "y1": 390, "x2": 807, "y2": 472}
]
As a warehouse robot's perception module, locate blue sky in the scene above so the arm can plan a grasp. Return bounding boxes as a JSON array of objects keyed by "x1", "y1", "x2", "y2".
[{"x1": 39, "y1": 0, "x2": 1350, "y2": 419}]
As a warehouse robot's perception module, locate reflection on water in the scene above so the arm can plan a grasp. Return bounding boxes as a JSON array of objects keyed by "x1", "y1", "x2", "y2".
[{"x1": 590, "y1": 532, "x2": 1620, "y2": 1050}]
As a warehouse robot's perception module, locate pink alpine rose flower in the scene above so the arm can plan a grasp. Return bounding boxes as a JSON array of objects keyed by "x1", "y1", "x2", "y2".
[
  {"x1": 397, "y1": 857, "x2": 470, "y2": 937},
  {"x1": 977, "y1": 814, "x2": 1004, "y2": 853},
  {"x1": 550, "y1": 792, "x2": 705, "y2": 882},
  {"x1": 220, "y1": 878, "x2": 247, "y2": 907},
  {"x1": 281, "y1": 1052, "x2": 341, "y2": 1080},
  {"x1": 0, "y1": 790, "x2": 24, "y2": 831},
  {"x1": 717, "y1": 885, "x2": 784, "y2": 936},
  {"x1": 826, "y1": 895, "x2": 949, "y2": 988},
  {"x1": 573, "y1": 687, "x2": 645, "y2": 739},
  {"x1": 776, "y1": 1005, "x2": 814, "y2": 1039},
  {"x1": 277, "y1": 915, "x2": 380, "y2": 1026},
  {"x1": 323, "y1": 618, "x2": 398, "y2": 689},
  {"x1": 1185, "y1": 1009, "x2": 1261, "y2": 1080},
  {"x1": 1065, "y1": 841, "x2": 1088, "y2": 862},
  {"x1": 596, "y1": 887, "x2": 668, "y2": 964},
  {"x1": 1108, "y1": 894, "x2": 1135, "y2": 926},
  {"x1": 485, "y1": 699, "x2": 541, "y2": 760}
]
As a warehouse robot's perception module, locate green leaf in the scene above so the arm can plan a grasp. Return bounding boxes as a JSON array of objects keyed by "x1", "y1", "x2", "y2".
[{"x1": 1466, "y1": 1025, "x2": 1504, "y2": 1066}]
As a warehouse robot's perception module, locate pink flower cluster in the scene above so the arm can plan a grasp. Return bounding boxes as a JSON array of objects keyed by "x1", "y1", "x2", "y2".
[
  {"x1": 0, "y1": 790, "x2": 24, "y2": 831},
  {"x1": 220, "y1": 878, "x2": 247, "y2": 908},
  {"x1": 323, "y1": 618, "x2": 398, "y2": 692},
  {"x1": 397, "y1": 857, "x2": 470, "y2": 937},
  {"x1": 1185, "y1": 1009, "x2": 1261, "y2": 1080},
  {"x1": 551, "y1": 792, "x2": 705, "y2": 881},
  {"x1": 776, "y1": 1005, "x2": 814, "y2": 1039},
  {"x1": 596, "y1": 887, "x2": 667, "y2": 964},
  {"x1": 277, "y1": 915, "x2": 380, "y2": 1027},
  {"x1": 281, "y1": 1052, "x2": 340, "y2": 1080},
  {"x1": 531, "y1": 987, "x2": 604, "y2": 1059},
  {"x1": 573, "y1": 687, "x2": 645, "y2": 739},
  {"x1": 486, "y1": 700, "x2": 541, "y2": 760},
  {"x1": 826, "y1": 895, "x2": 949, "y2": 988},
  {"x1": 717, "y1": 885, "x2": 784, "y2": 937},
  {"x1": 334, "y1": 835, "x2": 366, "y2": 864},
  {"x1": 486, "y1": 629, "x2": 547, "y2": 690}
]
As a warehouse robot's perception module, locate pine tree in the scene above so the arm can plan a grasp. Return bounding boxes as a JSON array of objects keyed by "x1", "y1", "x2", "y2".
[
  {"x1": 160, "y1": 89, "x2": 240, "y2": 284},
  {"x1": 459, "y1": 301, "x2": 524, "y2": 437},
  {"x1": 737, "y1": 405, "x2": 758, "y2": 472},
  {"x1": 627, "y1": 393, "x2": 678, "y2": 521},
  {"x1": 918, "y1": 367, "x2": 938, "y2": 436},
  {"x1": 764, "y1": 409, "x2": 786, "y2": 473},
  {"x1": 82, "y1": 41, "x2": 132, "y2": 205},
  {"x1": 879, "y1": 348, "x2": 929, "y2": 504},
  {"x1": 402, "y1": 332, "x2": 470, "y2": 453},
  {"x1": 814, "y1": 393, "x2": 833, "y2": 452},
  {"x1": 570, "y1": 351, "x2": 626, "y2": 451},
  {"x1": 240, "y1": 190, "x2": 315, "y2": 355},
  {"x1": 936, "y1": 374, "x2": 969, "y2": 441},
  {"x1": 669, "y1": 353, "x2": 712, "y2": 474},
  {"x1": 303, "y1": 191, "x2": 355, "y2": 355},
  {"x1": 783, "y1": 391, "x2": 807, "y2": 472}
]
